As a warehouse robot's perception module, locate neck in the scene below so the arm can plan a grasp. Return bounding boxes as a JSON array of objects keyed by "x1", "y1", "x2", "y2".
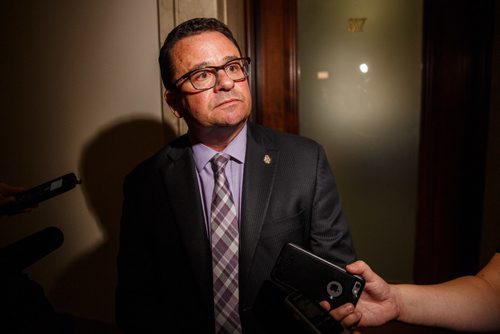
[{"x1": 189, "y1": 122, "x2": 245, "y2": 152}]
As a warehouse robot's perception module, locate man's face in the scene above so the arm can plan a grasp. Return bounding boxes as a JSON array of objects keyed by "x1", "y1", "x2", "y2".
[{"x1": 167, "y1": 31, "x2": 252, "y2": 136}]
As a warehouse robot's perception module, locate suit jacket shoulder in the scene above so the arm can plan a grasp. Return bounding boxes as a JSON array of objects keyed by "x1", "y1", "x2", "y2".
[
  {"x1": 247, "y1": 122, "x2": 322, "y2": 153},
  {"x1": 124, "y1": 134, "x2": 190, "y2": 183}
]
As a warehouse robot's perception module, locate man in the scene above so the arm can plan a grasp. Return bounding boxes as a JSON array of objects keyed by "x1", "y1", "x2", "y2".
[
  {"x1": 326, "y1": 249, "x2": 500, "y2": 332},
  {"x1": 116, "y1": 17, "x2": 356, "y2": 333}
]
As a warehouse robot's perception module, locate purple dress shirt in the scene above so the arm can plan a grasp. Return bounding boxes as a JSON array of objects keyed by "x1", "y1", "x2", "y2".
[{"x1": 192, "y1": 123, "x2": 247, "y2": 237}]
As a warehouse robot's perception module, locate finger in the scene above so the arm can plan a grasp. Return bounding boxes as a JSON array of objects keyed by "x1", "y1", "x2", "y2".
[
  {"x1": 319, "y1": 301, "x2": 331, "y2": 311},
  {"x1": 347, "y1": 260, "x2": 383, "y2": 284},
  {"x1": 0, "y1": 196, "x2": 16, "y2": 206},
  {"x1": 345, "y1": 260, "x2": 367, "y2": 275},
  {"x1": 339, "y1": 310, "x2": 362, "y2": 329},
  {"x1": 0, "y1": 195, "x2": 16, "y2": 202},
  {"x1": 329, "y1": 303, "x2": 354, "y2": 321},
  {"x1": 0, "y1": 183, "x2": 24, "y2": 195}
]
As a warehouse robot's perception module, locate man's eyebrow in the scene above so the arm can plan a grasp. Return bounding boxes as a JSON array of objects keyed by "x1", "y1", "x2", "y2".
[
  {"x1": 222, "y1": 55, "x2": 240, "y2": 63},
  {"x1": 188, "y1": 56, "x2": 241, "y2": 72},
  {"x1": 188, "y1": 61, "x2": 210, "y2": 72}
]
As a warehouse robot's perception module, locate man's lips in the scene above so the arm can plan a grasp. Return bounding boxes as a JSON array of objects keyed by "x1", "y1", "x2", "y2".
[{"x1": 215, "y1": 98, "x2": 241, "y2": 108}]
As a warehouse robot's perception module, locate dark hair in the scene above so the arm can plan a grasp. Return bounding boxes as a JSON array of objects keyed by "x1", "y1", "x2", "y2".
[{"x1": 159, "y1": 18, "x2": 242, "y2": 89}]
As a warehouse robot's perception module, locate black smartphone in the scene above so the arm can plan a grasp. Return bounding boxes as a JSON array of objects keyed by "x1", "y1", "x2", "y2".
[
  {"x1": 271, "y1": 243, "x2": 364, "y2": 309},
  {"x1": 285, "y1": 291, "x2": 343, "y2": 334},
  {"x1": 0, "y1": 173, "x2": 81, "y2": 215}
]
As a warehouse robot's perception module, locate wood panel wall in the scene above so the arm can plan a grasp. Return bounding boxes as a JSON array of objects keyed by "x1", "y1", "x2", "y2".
[
  {"x1": 246, "y1": 0, "x2": 299, "y2": 133},
  {"x1": 414, "y1": 0, "x2": 495, "y2": 284}
]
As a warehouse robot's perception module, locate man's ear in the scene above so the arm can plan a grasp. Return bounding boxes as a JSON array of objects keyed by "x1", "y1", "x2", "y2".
[{"x1": 164, "y1": 89, "x2": 183, "y2": 118}]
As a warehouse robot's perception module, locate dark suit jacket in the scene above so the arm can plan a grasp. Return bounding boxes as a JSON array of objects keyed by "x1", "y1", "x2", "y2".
[{"x1": 116, "y1": 122, "x2": 356, "y2": 333}]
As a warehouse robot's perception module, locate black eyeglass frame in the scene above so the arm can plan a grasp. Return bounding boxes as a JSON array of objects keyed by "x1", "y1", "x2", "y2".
[{"x1": 173, "y1": 57, "x2": 251, "y2": 91}]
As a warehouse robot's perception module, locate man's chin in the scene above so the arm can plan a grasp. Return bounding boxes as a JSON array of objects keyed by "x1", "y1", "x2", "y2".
[
  {"x1": 216, "y1": 119, "x2": 247, "y2": 130},
  {"x1": 217, "y1": 111, "x2": 249, "y2": 127}
]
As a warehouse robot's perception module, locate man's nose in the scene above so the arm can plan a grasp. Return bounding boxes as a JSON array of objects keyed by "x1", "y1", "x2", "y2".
[{"x1": 214, "y1": 69, "x2": 235, "y2": 92}]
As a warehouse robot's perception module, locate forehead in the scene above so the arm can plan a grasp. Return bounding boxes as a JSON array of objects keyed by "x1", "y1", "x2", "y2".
[{"x1": 171, "y1": 31, "x2": 241, "y2": 75}]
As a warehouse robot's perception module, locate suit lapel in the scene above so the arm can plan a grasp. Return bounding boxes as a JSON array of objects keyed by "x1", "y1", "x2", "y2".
[
  {"x1": 161, "y1": 142, "x2": 213, "y2": 312},
  {"x1": 240, "y1": 125, "x2": 278, "y2": 295},
  {"x1": 159, "y1": 127, "x2": 279, "y2": 312}
]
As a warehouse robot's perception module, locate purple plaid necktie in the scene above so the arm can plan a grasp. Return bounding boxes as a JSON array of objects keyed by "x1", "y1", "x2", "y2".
[{"x1": 210, "y1": 153, "x2": 242, "y2": 334}]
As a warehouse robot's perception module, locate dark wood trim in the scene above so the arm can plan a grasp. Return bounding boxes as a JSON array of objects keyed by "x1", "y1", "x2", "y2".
[
  {"x1": 243, "y1": 0, "x2": 256, "y2": 122},
  {"x1": 245, "y1": 0, "x2": 299, "y2": 133},
  {"x1": 414, "y1": 0, "x2": 495, "y2": 284}
]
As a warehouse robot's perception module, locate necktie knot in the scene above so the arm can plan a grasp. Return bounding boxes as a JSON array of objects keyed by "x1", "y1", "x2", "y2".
[{"x1": 211, "y1": 153, "x2": 230, "y2": 175}]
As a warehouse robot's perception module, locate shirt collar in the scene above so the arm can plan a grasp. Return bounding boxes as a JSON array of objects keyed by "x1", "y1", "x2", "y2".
[{"x1": 192, "y1": 123, "x2": 247, "y2": 172}]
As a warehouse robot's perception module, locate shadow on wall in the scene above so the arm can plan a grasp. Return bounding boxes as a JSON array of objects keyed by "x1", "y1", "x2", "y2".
[{"x1": 50, "y1": 118, "x2": 176, "y2": 327}]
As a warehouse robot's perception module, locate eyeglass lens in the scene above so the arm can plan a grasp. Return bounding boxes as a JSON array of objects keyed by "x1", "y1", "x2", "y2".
[{"x1": 189, "y1": 59, "x2": 248, "y2": 90}]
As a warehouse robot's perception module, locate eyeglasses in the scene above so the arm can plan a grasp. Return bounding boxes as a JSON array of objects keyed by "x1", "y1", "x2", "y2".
[{"x1": 174, "y1": 57, "x2": 251, "y2": 91}]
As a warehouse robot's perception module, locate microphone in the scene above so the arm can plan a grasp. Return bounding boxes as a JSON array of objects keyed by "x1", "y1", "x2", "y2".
[
  {"x1": 0, "y1": 226, "x2": 64, "y2": 271},
  {"x1": 0, "y1": 173, "x2": 81, "y2": 216}
]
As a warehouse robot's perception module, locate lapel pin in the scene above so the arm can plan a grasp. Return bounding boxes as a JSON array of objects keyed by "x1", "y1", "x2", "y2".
[{"x1": 263, "y1": 154, "x2": 272, "y2": 164}]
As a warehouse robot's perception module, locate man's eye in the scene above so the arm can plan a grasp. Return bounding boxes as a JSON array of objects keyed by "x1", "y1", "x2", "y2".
[
  {"x1": 226, "y1": 64, "x2": 241, "y2": 73},
  {"x1": 191, "y1": 70, "x2": 212, "y2": 82}
]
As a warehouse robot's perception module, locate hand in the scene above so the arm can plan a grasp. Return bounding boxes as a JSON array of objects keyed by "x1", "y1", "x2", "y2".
[
  {"x1": 0, "y1": 182, "x2": 24, "y2": 206},
  {"x1": 321, "y1": 260, "x2": 401, "y2": 329},
  {"x1": 0, "y1": 182, "x2": 32, "y2": 216}
]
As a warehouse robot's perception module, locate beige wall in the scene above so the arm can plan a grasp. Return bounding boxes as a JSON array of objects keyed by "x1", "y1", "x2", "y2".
[
  {"x1": 1, "y1": 0, "x2": 163, "y2": 324},
  {"x1": 1, "y1": 0, "x2": 245, "y2": 325}
]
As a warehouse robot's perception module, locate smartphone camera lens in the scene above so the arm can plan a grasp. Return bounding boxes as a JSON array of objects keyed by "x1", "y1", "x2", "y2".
[{"x1": 352, "y1": 282, "x2": 361, "y2": 297}]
